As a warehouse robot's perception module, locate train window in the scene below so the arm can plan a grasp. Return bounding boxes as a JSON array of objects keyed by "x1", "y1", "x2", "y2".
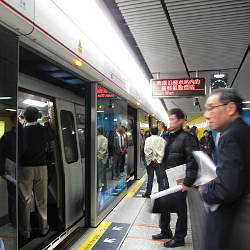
[{"x1": 60, "y1": 110, "x2": 79, "y2": 164}]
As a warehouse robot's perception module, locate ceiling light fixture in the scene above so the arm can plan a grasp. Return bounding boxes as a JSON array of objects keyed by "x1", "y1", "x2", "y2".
[
  {"x1": 5, "y1": 108, "x2": 16, "y2": 112},
  {"x1": 23, "y1": 99, "x2": 47, "y2": 107},
  {"x1": 0, "y1": 97, "x2": 12, "y2": 100},
  {"x1": 73, "y1": 58, "x2": 83, "y2": 67},
  {"x1": 214, "y1": 73, "x2": 225, "y2": 79},
  {"x1": 243, "y1": 101, "x2": 250, "y2": 104}
]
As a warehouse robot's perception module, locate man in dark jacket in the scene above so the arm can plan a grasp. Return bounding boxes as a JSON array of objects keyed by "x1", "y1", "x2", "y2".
[
  {"x1": 152, "y1": 108, "x2": 198, "y2": 248},
  {"x1": 202, "y1": 88, "x2": 250, "y2": 250},
  {"x1": 199, "y1": 130, "x2": 215, "y2": 157},
  {"x1": 19, "y1": 107, "x2": 54, "y2": 239},
  {"x1": 112, "y1": 123, "x2": 123, "y2": 179},
  {"x1": 0, "y1": 115, "x2": 17, "y2": 226}
]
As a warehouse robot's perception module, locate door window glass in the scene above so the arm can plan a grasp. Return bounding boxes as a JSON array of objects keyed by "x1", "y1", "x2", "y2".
[{"x1": 60, "y1": 110, "x2": 78, "y2": 163}]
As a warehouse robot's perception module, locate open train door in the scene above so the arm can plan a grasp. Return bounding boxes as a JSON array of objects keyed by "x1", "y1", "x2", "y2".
[{"x1": 56, "y1": 99, "x2": 85, "y2": 228}]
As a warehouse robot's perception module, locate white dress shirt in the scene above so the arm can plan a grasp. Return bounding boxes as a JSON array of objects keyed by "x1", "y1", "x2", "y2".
[
  {"x1": 97, "y1": 135, "x2": 108, "y2": 164},
  {"x1": 144, "y1": 135, "x2": 166, "y2": 166}
]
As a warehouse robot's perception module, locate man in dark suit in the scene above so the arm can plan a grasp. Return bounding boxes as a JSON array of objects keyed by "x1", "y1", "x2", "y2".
[
  {"x1": 202, "y1": 88, "x2": 250, "y2": 250},
  {"x1": 112, "y1": 123, "x2": 123, "y2": 179}
]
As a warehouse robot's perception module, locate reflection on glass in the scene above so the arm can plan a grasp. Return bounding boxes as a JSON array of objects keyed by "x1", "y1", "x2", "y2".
[
  {"x1": 60, "y1": 110, "x2": 79, "y2": 164},
  {"x1": 138, "y1": 110, "x2": 150, "y2": 178},
  {"x1": 97, "y1": 85, "x2": 128, "y2": 213}
]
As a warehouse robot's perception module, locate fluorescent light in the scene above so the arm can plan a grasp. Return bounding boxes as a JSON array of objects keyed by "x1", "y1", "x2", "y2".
[
  {"x1": 214, "y1": 73, "x2": 225, "y2": 79},
  {"x1": 243, "y1": 108, "x2": 250, "y2": 110},
  {"x1": 243, "y1": 101, "x2": 250, "y2": 104},
  {"x1": 5, "y1": 108, "x2": 16, "y2": 112},
  {"x1": 0, "y1": 97, "x2": 12, "y2": 100},
  {"x1": 23, "y1": 99, "x2": 47, "y2": 107},
  {"x1": 113, "y1": 118, "x2": 118, "y2": 122},
  {"x1": 97, "y1": 110, "x2": 104, "y2": 113}
]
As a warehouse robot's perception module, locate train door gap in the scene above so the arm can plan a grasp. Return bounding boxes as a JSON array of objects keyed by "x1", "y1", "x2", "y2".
[{"x1": 18, "y1": 89, "x2": 64, "y2": 248}]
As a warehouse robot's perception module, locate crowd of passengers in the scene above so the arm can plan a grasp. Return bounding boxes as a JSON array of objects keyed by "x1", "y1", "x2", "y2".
[{"x1": 139, "y1": 88, "x2": 250, "y2": 250}]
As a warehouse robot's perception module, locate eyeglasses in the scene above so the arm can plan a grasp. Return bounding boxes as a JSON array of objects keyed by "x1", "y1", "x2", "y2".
[{"x1": 205, "y1": 104, "x2": 227, "y2": 113}]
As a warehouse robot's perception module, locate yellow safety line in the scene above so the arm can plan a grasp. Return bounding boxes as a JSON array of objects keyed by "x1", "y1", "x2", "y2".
[
  {"x1": 78, "y1": 221, "x2": 112, "y2": 250},
  {"x1": 126, "y1": 177, "x2": 146, "y2": 198}
]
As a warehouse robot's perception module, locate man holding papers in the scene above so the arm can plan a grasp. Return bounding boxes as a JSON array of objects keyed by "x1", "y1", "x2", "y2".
[
  {"x1": 201, "y1": 88, "x2": 250, "y2": 250},
  {"x1": 152, "y1": 108, "x2": 198, "y2": 248}
]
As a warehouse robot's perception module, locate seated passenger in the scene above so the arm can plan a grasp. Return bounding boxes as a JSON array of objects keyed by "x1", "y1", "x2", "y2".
[{"x1": 19, "y1": 107, "x2": 53, "y2": 239}]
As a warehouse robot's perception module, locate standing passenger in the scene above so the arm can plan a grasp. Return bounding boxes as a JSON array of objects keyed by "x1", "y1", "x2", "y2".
[
  {"x1": 199, "y1": 130, "x2": 215, "y2": 158},
  {"x1": 120, "y1": 126, "x2": 127, "y2": 175},
  {"x1": 142, "y1": 127, "x2": 167, "y2": 198},
  {"x1": 152, "y1": 109, "x2": 198, "y2": 248},
  {"x1": 19, "y1": 107, "x2": 53, "y2": 239},
  {"x1": 158, "y1": 122, "x2": 168, "y2": 140},
  {"x1": 201, "y1": 88, "x2": 250, "y2": 250},
  {"x1": 97, "y1": 127, "x2": 108, "y2": 191},
  {"x1": 112, "y1": 123, "x2": 123, "y2": 180}
]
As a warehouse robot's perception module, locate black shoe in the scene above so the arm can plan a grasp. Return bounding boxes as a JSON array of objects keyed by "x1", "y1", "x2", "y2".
[
  {"x1": 152, "y1": 232, "x2": 172, "y2": 240},
  {"x1": 142, "y1": 193, "x2": 151, "y2": 198},
  {"x1": 164, "y1": 239, "x2": 185, "y2": 248}
]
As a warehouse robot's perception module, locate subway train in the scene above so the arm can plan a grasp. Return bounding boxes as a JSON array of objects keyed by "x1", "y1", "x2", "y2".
[{"x1": 0, "y1": 1, "x2": 167, "y2": 249}]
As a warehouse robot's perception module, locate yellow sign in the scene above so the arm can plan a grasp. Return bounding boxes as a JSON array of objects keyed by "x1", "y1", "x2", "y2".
[
  {"x1": 0, "y1": 121, "x2": 5, "y2": 139},
  {"x1": 78, "y1": 40, "x2": 83, "y2": 54},
  {"x1": 78, "y1": 221, "x2": 112, "y2": 250}
]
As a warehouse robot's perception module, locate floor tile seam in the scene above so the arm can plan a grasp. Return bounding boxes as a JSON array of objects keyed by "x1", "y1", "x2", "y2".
[
  {"x1": 126, "y1": 235, "x2": 193, "y2": 245},
  {"x1": 118, "y1": 194, "x2": 148, "y2": 249}
]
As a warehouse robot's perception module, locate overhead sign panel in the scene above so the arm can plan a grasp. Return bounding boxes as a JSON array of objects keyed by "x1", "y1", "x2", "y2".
[{"x1": 151, "y1": 78, "x2": 205, "y2": 97}]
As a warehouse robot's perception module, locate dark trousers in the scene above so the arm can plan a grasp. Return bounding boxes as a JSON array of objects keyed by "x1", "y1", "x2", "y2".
[
  {"x1": 7, "y1": 181, "x2": 16, "y2": 225},
  {"x1": 160, "y1": 192, "x2": 187, "y2": 241},
  {"x1": 145, "y1": 162, "x2": 168, "y2": 195},
  {"x1": 113, "y1": 153, "x2": 122, "y2": 178},
  {"x1": 120, "y1": 154, "x2": 125, "y2": 173}
]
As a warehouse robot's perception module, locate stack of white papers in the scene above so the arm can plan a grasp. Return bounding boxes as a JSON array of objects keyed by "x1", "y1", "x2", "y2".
[{"x1": 150, "y1": 151, "x2": 219, "y2": 212}]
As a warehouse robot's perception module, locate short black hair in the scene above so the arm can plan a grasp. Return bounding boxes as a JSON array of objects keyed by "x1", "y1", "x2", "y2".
[
  {"x1": 204, "y1": 130, "x2": 209, "y2": 134},
  {"x1": 168, "y1": 108, "x2": 185, "y2": 120},
  {"x1": 98, "y1": 126, "x2": 105, "y2": 135},
  {"x1": 212, "y1": 88, "x2": 244, "y2": 115},
  {"x1": 151, "y1": 126, "x2": 158, "y2": 135},
  {"x1": 115, "y1": 123, "x2": 121, "y2": 128},
  {"x1": 158, "y1": 121, "x2": 166, "y2": 129},
  {"x1": 24, "y1": 106, "x2": 39, "y2": 122}
]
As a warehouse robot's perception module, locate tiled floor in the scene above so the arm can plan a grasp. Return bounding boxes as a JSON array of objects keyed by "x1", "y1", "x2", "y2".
[{"x1": 72, "y1": 177, "x2": 193, "y2": 250}]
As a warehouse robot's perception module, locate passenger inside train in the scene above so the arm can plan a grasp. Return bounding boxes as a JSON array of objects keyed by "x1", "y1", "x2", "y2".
[{"x1": 0, "y1": 0, "x2": 249, "y2": 250}]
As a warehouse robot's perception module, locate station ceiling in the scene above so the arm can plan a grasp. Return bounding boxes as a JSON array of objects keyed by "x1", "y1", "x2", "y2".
[{"x1": 103, "y1": 0, "x2": 250, "y2": 122}]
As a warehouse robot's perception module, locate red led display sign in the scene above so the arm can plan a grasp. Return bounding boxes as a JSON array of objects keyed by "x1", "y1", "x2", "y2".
[
  {"x1": 151, "y1": 78, "x2": 205, "y2": 97},
  {"x1": 97, "y1": 85, "x2": 116, "y2": 98}
]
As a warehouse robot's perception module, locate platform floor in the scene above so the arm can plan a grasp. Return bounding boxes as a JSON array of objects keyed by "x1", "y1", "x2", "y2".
[{"x1": 71, "y1": 176, "x2": 193, "y2": 250}]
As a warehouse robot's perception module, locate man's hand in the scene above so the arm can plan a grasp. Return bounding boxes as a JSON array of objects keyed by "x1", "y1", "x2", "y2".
[
  {"x1": 181, "y1": 183, "x2": 192, "y2": 192},
  {"x1": 42, "y1": 116, "x2": 50, "y2": 123}
]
